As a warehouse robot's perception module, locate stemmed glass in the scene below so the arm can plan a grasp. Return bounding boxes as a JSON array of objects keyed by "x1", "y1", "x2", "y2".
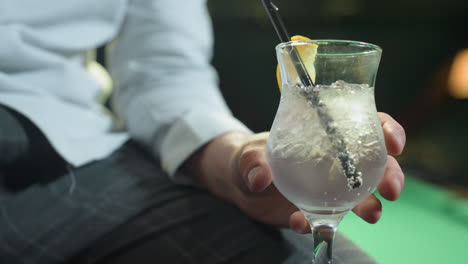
[{"x1": 267, "y1": 40, "x2": 387, "y2": 263}]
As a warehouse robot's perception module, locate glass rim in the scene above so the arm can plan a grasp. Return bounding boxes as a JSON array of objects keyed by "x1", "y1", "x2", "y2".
[{"x1": 276, "y1": 39, "x2": 382, "y2": 56}]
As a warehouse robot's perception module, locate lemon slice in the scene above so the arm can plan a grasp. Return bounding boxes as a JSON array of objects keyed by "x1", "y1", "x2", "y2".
[{"x1": 276, "y1": 35, "x2": 318, "y2": 92}]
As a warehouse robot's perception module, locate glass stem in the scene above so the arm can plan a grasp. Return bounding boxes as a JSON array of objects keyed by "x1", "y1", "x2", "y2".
[
  {"x1": 302, "y1": 210, "x2": 348, "y2": 264},
  {"x1": 312, "y1": 224, "x2": 336, "y2": 264}
]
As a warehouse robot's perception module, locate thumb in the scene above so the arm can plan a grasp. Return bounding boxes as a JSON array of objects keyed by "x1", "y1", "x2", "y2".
[{"x1": 238, "y1": 147, "x2": 273, "y2": 192}]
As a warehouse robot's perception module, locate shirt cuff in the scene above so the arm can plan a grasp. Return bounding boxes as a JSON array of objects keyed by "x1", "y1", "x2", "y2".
[{"x1": 158, "y1": 110, "x2": 252, "y2": 184}]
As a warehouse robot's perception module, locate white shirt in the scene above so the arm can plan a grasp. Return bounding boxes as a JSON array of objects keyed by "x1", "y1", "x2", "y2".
[{"x1": 0, "y1": 0, "x2": 250, "y2": 183}]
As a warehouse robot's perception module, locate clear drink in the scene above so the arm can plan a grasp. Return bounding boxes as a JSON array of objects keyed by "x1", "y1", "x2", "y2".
[
  {"x1": 267, "y1": 81, "x2": 387, "y2": 214},
  {"x1": 270, "y1": 39, "x2": 385, "y2": 263}
]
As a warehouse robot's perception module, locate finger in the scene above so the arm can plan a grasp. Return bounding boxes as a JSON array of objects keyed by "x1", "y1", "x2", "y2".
[
  {"x1": 289, "y1": 211, "x2": 311, "y2": 234},
  {"x1": 238, "y1": 148, "x2": 272, "y2": 192},
  {"x1": 378, "y1": 112, "x2": 406, "y2": 156},
  {"x1": 352, "y1": 194, "x2": 382, "y2": 224},
  {"x1": 378, "y1": 156, "x2": 405, "y2": 201}
]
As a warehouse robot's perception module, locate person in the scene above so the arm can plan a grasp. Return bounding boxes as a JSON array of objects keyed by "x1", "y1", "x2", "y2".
[{"x1": 0, "y1": 0, "x2": 406, "y2": 263}]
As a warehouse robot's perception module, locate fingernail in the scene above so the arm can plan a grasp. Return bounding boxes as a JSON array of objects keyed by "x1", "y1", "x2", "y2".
[
  {"x1": 247, "y1": 167, "x2": 261, "y2": 186},
  {"x1": 393, "y1": 176, "x2": 403, "y2": 200},
  {"x1": 397, "y1": 128, "x2": 406, "y2": 151},
  {"x1": 394, "y1": 176, "x2": 402, "y2": 191},
  {"x1": 293, "y1": 226, "x2": 304, "y2": 234},
  {"x1": 372, "y1": 210, "x2": 382, "y2": 224}
]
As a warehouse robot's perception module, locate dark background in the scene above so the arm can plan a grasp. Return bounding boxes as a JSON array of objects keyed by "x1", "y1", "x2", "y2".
[{"x1": 208, "y1": 0, "x2": 468, "y2": 188}]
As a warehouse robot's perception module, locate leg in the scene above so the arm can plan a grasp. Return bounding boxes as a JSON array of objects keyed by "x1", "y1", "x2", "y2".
[
  {"x1": 73, "y1": 176, "x2": 294, "y2": 264},
  {"x1": 0, "y1": 140, "x2": 173, "y2": 264}
]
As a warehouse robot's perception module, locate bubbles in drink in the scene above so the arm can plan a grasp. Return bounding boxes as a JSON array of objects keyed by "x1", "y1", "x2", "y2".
[{"x1": 267, "y1": 81, "x2": 387, "y2": 214}]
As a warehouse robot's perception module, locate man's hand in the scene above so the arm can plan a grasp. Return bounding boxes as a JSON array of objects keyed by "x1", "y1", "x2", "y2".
[{"x1": 185, "y1": 112, "x2": 406, "y2": 233}]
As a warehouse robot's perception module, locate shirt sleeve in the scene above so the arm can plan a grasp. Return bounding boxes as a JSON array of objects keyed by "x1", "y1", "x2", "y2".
[{"x1": 108, "y1": 0, "x2": 252, "y2": 183}]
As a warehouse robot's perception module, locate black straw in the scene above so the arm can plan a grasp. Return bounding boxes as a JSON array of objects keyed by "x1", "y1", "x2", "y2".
[
  {"x1": 261, "y1": 0, "x2": 290, "y2": 43},
  {"x1": 261, "y1": 0, "x2": 315, "y2": 87}
]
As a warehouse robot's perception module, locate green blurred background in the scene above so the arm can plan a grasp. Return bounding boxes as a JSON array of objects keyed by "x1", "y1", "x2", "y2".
[{"x1": 207, "y1": 0, "x2": 468, "y2": 263}]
